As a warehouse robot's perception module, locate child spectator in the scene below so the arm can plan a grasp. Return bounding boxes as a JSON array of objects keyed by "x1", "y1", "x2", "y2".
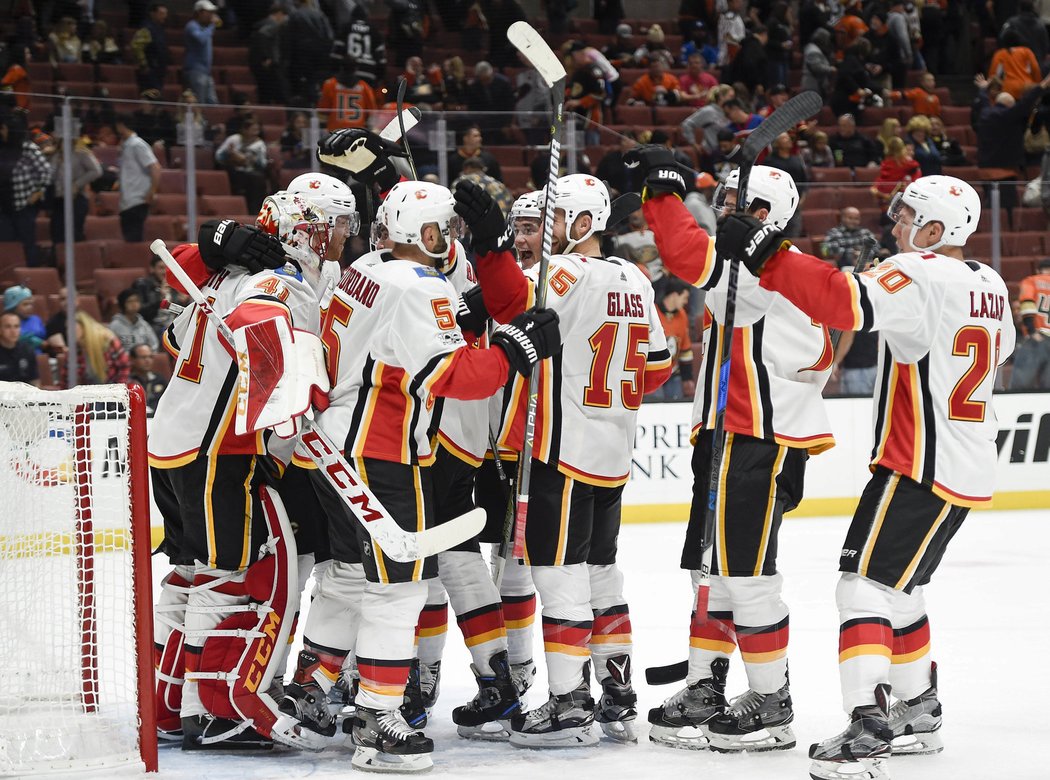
[
  {"x1": 803, "y1": 131, "x2": 836, "y2": 168},
  {"x1": 905, "y1": 114, "x2": 942, "y2": 176},
  {"x1": 0, "y1": 311, "x2": 38, "y2": 385},
  {"x1": 870, "y1": 136, "x2": 920, "y2": 207},
  {"x1": 888, "y1": 71, "x2": 942, "y2": 117}
]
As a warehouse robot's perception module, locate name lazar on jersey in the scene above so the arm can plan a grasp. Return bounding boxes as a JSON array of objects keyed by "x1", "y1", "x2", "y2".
[
  {"x1": 338, "y1": 266, "x2": 379, "y2": 308},
  {"x1": 969, "y1": 290, "x2": 1006, "y2": 321},
  {"x1": 607, "y1": 291, "x2": 645, "y2": 318}
]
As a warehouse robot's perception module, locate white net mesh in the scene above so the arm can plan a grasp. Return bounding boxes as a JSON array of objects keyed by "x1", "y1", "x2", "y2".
[{"x1": 0, "y1": 384, "x2": 146, "y2": 775}]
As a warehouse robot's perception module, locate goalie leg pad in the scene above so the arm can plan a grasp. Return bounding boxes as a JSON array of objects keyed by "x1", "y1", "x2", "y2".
[{"x1": 154, "y1": 566, "x2": 193, "y2": 738}]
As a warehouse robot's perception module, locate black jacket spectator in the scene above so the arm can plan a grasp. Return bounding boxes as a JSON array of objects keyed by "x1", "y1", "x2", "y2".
[
  {"x1": 830, "y1": 116, "x2": 882, "y2": 168},
  {"x1": 285, "y1": 0, "x2": 333, "y2": 103},
  {"x1": 975, "y1": 82, "x2": 1046, "y2": 170},
  {"x1": 1002, "y1": 1, "x2": 1049, "y2": 67},
  {"x1": 724, "y1": 27, "x2": 769, "y2": 94},
  {"x1": 130, "y1": 3, "x2": 169, "y2": 92},
  {"x1": 249, "y1": 5, "x2": 289, "y2": 105},
  {"x1": 465, "y1": 63, "x2": 517, "y2": 143},
  {"x1": 831, "y1": 41, "x2": 874, "y2": 119},
  {"x1": 0, "y1": 312, "x2": 38, "y2": 384}
]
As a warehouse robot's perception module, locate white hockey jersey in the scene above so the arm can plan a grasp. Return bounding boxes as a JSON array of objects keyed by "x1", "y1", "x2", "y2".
[
  {"x1": 497, "y1": 253, "x2": 671, "y2": 486},
  {"x1": 149, "y1": 264, "x2": 319, "y2": 466}
]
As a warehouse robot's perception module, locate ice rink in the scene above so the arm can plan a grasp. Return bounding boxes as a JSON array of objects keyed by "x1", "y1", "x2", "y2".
[{"x1": 146, "y1": 509, "x2": 1049, "y2": 780}]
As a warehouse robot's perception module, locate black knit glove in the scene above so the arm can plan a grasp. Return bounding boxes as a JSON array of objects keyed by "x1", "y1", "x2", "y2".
[
  {"x1": 197, "y1": 219, "x2": 288, "y2": 273},
  {"x1": 490, "y1": 308, "x2": 561, "y2": 377},
  {"x1": 715, "y1": 213, "x2": 789, "y2": 276},
  {"x1": 624, "y1": 144, "x2": 688, "y2": 201},
  {"x1": 317, "y1": 128, "x2": 405, "y2": 191},
  {"x1": 456, "y1": 285, "x2": 490, "y2": 336},
  {"x1": 453, "y1": 180, "x2": 514, "y2": 255}
]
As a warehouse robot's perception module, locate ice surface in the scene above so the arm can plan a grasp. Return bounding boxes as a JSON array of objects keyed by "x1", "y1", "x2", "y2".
[{"x1": 135, "y1": 510, "x2": 1047, "y2": 780}]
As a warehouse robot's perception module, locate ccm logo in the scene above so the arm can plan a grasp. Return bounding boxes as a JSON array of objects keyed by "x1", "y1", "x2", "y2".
[{"x1": 746, "y1": 224, "x2": 779, "y2": 255}]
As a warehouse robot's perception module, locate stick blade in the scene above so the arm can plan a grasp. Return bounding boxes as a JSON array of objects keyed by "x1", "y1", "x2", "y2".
[
  {"x1": 608, "y1": 192, "x2": 642, "y2": 228},
  {"x1": 508, "y1": 21, "x2": 566, "y2": 86},
  {"x1": 741, "y1": 90, "x2": 823, "y2": 158},
  {"x1": 411, "y1": 507, "x2": 487, "y2": 559},
  {"x1": 645, "y1": 660, "x2": 688, "y2": 686},
  {"x1": 379, "y1": 107, "x2": 421, "y2": 142}
]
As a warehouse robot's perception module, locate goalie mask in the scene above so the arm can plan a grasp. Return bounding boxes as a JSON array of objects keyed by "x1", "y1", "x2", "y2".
[
  {"x1": 713, "y1": 166, "x2": 799, "y2": 230},
  {"x1": 888, "y1": 175, "x2": 980, "y2": 252},
  {"x1": 287, "y1": 172, "x2": 361, "y2": 236},
  {"x1": 380, "y1": 180, "x2": 463, "y2": 270},
  {"x1": 552, "y1": 174, "x2": 610, "y2": 253},
  {"x1": 256, "y1": 192, "x2": 332, "y2": 271}
]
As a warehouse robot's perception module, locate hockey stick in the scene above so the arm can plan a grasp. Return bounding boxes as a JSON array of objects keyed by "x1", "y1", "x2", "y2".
[
  {"x1": 608, "y1": 192, "x2": 642, "y2": 229},
  {"x1": 380, "y1": 105, "x2": 421, "y2": 144},
  {"x1": 505, "y1": 20, "x2": 567, "y2": 561},
  {"x1": 151, "y1": 239, "x2": 485, "y2": 562},
  {"x1": 395, "y1": 79, "x2": 418, "y2": 180},
  {"x1": 645, "y1": 91, "x2": 823, "y2": 686}
]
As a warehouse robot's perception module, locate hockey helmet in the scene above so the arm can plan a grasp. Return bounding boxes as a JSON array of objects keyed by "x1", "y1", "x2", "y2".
[
  {"x1": 510, "y1": 190, "x2": 544, "y2": 221},
  {"x1": 888, "y1": 175, "x2": 980, "y2": 251},
  {"x1": 552, "y1": 174, "x2": 611, "y2": 252},
  {"x1": 380, "y1": 180, "x2": 463, "y2": 267},
  {"x1": 287, "y1": 172, "x2": 361, "y2": 235},
  {"x1": 256, "y1": 192, "x2": 331, "y2": 270},
  {"x1": 714, "y1": 166, "x2": 799, "y2": 230}
]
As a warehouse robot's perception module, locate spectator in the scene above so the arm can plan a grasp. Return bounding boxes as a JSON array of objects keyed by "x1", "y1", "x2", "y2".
[
  {"x1": 387, "y1": 0, "x2": 426, "y2": 67},
  {"x1": 684, "y1": 171, "x2": 718, "y2": 235},
  {"x1": 464, "y1": 61, "x2": 517, "y2": 144},
  {"x1": 184, "y1": 0, "x2": 218, "y2": 104},
  {"x1": 545, "y1": 0, "x2": 573, "y2": 35},
  {"x1": 887, "y1": 71, "x2": 942, "y2": 117},
  {"x1": 833, "y1": 328, "x2": 879, "y2": 396},
  {"x1": 876, "y1": 116, "x2": 902, "y2": 156},
  {"x1": 803, "y1": 130, "x2": 835, "y2": 168},
  {"x1": 280, "y1": 111, "x2": 310, "y2": 168},
  {"x1": 679, "y1": 52, "x2": 718, "y2": 107},
  {"x1": 648, "y1": 128, "x2": 694, "y2": 169},
  {"x1": 717, "y1": 0, "x2": 747, "y2": 66},
  {"x1": 82, "y1": 20, "x2": 122, "y2": 66},
  {"x1": 64, "y1": 310, "x2": 130, "y2": 387},
  {"x1": 634, "y1": 24, "x2": 675, "y2": 68},
  {"x1": 285, "y1": 0, "x2": 333, "y2": 103},
  {"x1": 723, "y1": 24, "x2": 769, "y2": 95},
  {"x1": 452, "y1": 157, "x2": 513, "y2": 219},
  {"x1": 0, "y1": 114, "x2": 51, "y2": 267},
  {"x1": 989, "y1": 30, "x2": 1041, "y2": 99},
  {"x1": 318, "y1": 47, "x2": 378, "y2": 131},
  {"x1": 681, "y1": 84, "x2": 735, "y2": 157},
  {"x1": 0, "y1": 311, "x2": 39, "y2": 385},
  {"x1": 831, "y1": 38, "x2": 876, "y2": 119},
  {"x1": 820, "y1": 207, "x2": 878, "y2": 266},
  {"x1": 47, "y1": 17, "x2": 82, "y2": 65},
  {"x1": 132, "y1": 89, "x2": 177, "y2": 148},
  {"x1": 905, "y1": 115, "x2": 942, "y2": 176},
  {"x1": 447, "y1": 125, "x2": 503, "y2": 184},
  {"x1": 249, "y1": 3, "x2": 289, "y2": 106},
  {"x1": 442, "y1": 57, "x2": 469, "y2": 109},
  {"x1": 4, "y1": 284, "x2": 46, "y2": 351},
  {"x1": 830, "y1": 112, "x2": 881, "y2": 168},
  {"x1": 627, "y1": 59, "x2": 681, "y2": 106},
  {"x1": 460, "y1": 0, "x2": 487, "y2": 51},
  {"x1": 215, "y1": 118, "x2": 270, "y2": 214},
  {"x1": 801, "y1": 28, "x2": 836, "y2": 98},
  {"x1": 758, "y1": 82, "x2": 790, "y2": 117},
  {"x1": 724, "y1": 98, "x2": 762, "y2": 135},
  {"x1": 482, "y1": 0, "x2": 528, "y2": 70},
  {"x1": 130, "y1": 3, "x2": 170, "y2": 92},
  {"x1": 114, "y1": 113, "x2": 161, "y2": 243},
  {"x1": 885, "y1": 1, "x2": 913, "y2": 89},
  {"x1": 175, "y1": 89, "x2": 213, "y2": 147},
  {"x1": 564, "y1": 44, "x2": 609, "y2": 145},
  {"x1": 337, "y1": 2, "x2": 385, "y2": 87},
  {"x1": 1011, "y1": 257, "x2": 1050, "y2": 389},
  {"x1": 603, "y1": 23, "x2": 637, "y2": 68},
  {"x1": 763, "y1": 132, "x2": 808, "y2": 237},
  {"x1": 765, "y1": 1, "x2": 793, "y2": 88},
  {"x1": 48, "y1": 132, "x2": 102, "y2": 244},
  {"x1": 870, "y1": 136, "x2": 920, "y2": 208},
  {"x1": 648, "y1": 276, "x2": 694, "y2": 402},
  {"x1": 596, "y1": 130, "x2": 640, "y2": 197},
  {"x1": 128, "y1": 343, "x2": 169, "y2": 413},
  {"x1": 833, "y1": 1, "x2": 869, "y2": 55},
  {"x1": 615, "y1": 211, "x2": 662, "y2": 279},
  {"x1": 799, "y1": 0, "x2": 832, "y2": 51},
  {"x1": 109, "y1": 288, "x2": 160, "y2": 353},
  {"x1": 133, "y1": 253, "x2": 179, "y2": 336},
  {"x1": 1001, "y1": 1, "x2": 1049, "y2": 72},
  {"x1": 706, "y1": 127, "x2": 740, "y2": 180},
  {"x1": 929, "y1": 116, "x2": 968, "y2": 166},
  {"x1": 1, "y1": 45, "x2": 31, "y2": 112}
]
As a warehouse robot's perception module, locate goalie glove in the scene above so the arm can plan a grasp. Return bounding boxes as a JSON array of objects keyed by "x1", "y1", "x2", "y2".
[
  {"x1": 490, "y1": 307, "x2": 561, "y2": 377},
  {"x1": 456, "y1": 285, "x2": 490, "y2": 337},
  {"x1": 317, "y1": 128, "x2": 405, "y2": 191},
  {"x1": 715, "y1": 213, "x2": 790, "y2": 276},
  {"x1": 198, "y1": 219, "x2": 290, "y2": 274},
  {"x1": 624, "y1": 144, "x2": 688, "y2": 202},
  {"x1": 453, "y1": 179, "x2": 514, "y2": 256}
]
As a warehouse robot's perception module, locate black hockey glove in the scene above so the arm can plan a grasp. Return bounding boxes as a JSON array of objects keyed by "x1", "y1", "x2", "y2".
[
  {"x1": 317, "y1": 128, "x2": 405, "y2": 191},
  {"x1": 453, "y1": 180, "x2": 514, "y2": 256},
  {"x1": 715, "y1": 213, "x2": 789, "y2": 276},
  {"x1": 197, "y1": 219, "x2": 289, "y2": 274},
  {"x1": 490, "y1": 307, "x2": 561, "y2": 377},
  {"x1": 624, "y1": 144, "x2": 688, "y2": 201},
  {"x1": 456, "y1": 285, "x2": 490, "y2": 336}
]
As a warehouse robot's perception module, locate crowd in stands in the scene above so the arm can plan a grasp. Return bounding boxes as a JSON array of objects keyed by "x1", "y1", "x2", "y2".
[{"x1": 1, "y1": 0, "x2": 1050, "y2": 393}]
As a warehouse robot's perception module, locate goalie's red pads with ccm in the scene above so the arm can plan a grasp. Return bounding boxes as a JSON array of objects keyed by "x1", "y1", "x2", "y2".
[{"x1": 188, "y1": 486, "x2": 322, "y2": 750}]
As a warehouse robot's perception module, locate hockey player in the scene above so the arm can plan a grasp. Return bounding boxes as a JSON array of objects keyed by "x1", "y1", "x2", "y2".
[
  {"x1": 455, "y1": 174, "x2": 672, "y2": 747},
  {"x1": 716, "y1": 175, "x2": 1014, "y2": 780},
  {"x1": 628, "y1": 146, "x2": 834, "y2": 753},
  {"x1": 279, "y1": 177, "x2": 561, "y2": 772},
  {"x1": 149, "y1": 196, "x2": 332, "y2": 751}
]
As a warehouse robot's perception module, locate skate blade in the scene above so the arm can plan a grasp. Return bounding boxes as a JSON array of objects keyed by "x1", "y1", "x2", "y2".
[
  {"x1": 708, "y1": 724, "x2": 796, "y2": 753},
  {"x1": 352, "y1": 746, "x2": 433, "y2": 773},
  {"x1": 809, "y1": 757, "x2": 889, "y2": 780},
  {"x1": 890, "y1": 730, "x2": 943, "y2": 755},
  {"x1": 599, "y1": 718, "x2": 639, "y2": 744},
  {"x1": 647, "y1": 724, "x2": 711, "y2": 750},
  {"x1": 457, "y1": 720, "x2": 512, "y2": 741},
  {"x1": 509, "y1": 725, "x2": 599, "y2": 748}
]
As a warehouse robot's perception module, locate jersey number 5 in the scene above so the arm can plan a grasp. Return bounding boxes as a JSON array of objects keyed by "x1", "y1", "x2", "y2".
[
  {"x1": 948, "y1": 325, "x2": 998, "y2": 423},
  {"x1": 320, "y1": 298, "x2": 354, "y2": 385},
  {"x1": 583, "y1": 322, "x2": 648, "y2": 410}
]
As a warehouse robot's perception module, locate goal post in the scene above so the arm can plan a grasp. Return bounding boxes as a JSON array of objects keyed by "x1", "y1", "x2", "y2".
[{"x1": 0, "y1": 382, "x2": 158, "y2": 775}]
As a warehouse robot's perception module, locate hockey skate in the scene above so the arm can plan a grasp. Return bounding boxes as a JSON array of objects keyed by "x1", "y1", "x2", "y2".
[
  {"x1": 400, "y1": 659, "x2": 440, "y2": 728},
  {"x1": 328, "y1": 668, "x2": 359, "y2": 720},
  {"x1": 279, "y1": 679, "x2": 338, "y2": 738},
  {"x1": 180, "y1": 714, "x2": 274, "y2": 751},
  {"x1": 348, "y1": 705, "x2": 434, "y2": 773},
  {"x1": 647, "y1": 657, "x2": 728, "y2": 750},
  {"x1": 809, "y1": 685, "x2": 893, "y2": 780},
  {"x1": 452, "y1": 650, "x2": 521, "y2": 740},
  {"x1": 509, "y1": 673, "x2": 598, "y2": 748},
  {"x1": 706, "y1": 680, "x2": 795, "y2": 752},
  {"x1": 511, "y1": 658, "x2": 538, "y2": 698},
  {"x1": 888, "y1": 663, "x2": 943, "y2": 755},
  {"x1": 595, "y1": 655, "x2": 639, "y2": 744}
]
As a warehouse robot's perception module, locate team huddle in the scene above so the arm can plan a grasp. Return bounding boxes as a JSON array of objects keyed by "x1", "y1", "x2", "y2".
[{"x1": 146, "y1": 117, "x2": 1013, "y2": 780}]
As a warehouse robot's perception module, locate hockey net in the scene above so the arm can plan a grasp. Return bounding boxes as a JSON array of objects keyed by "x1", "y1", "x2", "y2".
[{"x1": 0, "y1": 383, "x2": 157, "y2": 775}]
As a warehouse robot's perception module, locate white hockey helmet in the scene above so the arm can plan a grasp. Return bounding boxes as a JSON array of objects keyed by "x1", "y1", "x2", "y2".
[
  {"x1": 888, "y1": 175, "x2": 980, "y2": 251},
  {"x1": 379, "y1": 181, "x2": 463, "y2": 266},
  {"x1": 287, "y1": 172, "x2": 361, "y2": 235},
  {"x1": 714, "y1": 165, "x2": 799, "y2": 230},
  {"x1": 256, "y1": 191, "x2": 331, "y2": 270},
  {"x1": 370, "y1": 200, "x2": 390, "y2": 251},
  {"x1": 552, "y1": 174, "x2": 611, "y2": 251},
  {"x1": 510, "y1": 190, "x2": 544, "y2": 221}
]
